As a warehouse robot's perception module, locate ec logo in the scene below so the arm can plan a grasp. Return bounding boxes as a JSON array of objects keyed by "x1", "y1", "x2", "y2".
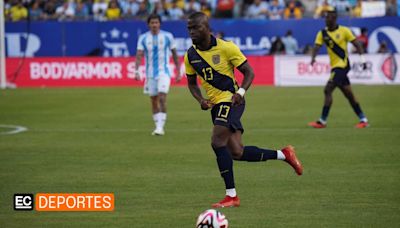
[{"x1": 14, "y1": 194, "x2": 34, "y2": 210}]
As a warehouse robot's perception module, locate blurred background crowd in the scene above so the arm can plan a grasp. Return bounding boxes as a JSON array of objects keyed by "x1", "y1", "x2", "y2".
[{"x1": 4, "y1": 0, "x2": 399, "y2": 22}]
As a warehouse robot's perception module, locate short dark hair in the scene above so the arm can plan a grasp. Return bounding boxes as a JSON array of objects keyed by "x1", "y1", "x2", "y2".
[
  {"x1": 147, "y1": 14, "x2": 161, "y2": 24},
  {"x1": 188, "y1": 12, "x2": 208, "y2": 21},
  {"x1": 326, "y1": 9, "x2": 337, "y2": 15}
]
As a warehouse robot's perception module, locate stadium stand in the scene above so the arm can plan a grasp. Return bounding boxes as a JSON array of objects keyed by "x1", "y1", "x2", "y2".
[{"x1": 3, "y1": 0, "x2": 398, "y2": 21}]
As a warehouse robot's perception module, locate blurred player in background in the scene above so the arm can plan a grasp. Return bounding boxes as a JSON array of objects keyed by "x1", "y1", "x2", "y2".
[
  {"x1": 184, "y1": 12, "x2": 303, "y2": 208},
  {"x1": 309, "y1": 10, "x2": 369, "y2": 128},
  {"x1": 135, "y1": 14, "x2": 181, "y2": 136}
]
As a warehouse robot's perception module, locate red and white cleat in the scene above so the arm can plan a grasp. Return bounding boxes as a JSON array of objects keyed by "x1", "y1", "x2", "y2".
[
  {"x1": 308, "y1": 121, "x2": 326, "y2": 128},
  {"x1": 212, "y1": 196, "x2": 240, "y2": 208},
  {"x1": 281, "y1": 145, "x2": 303, "y2": 176},
  {"x1": 355, "y1": 121, "x2": 369, "y2": 128}
]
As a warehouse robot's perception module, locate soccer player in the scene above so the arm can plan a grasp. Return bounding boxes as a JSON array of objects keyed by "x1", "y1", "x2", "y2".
[
  {"x1": 135, "y1": 14, "x2": 181, "y2": 136},
  {"x1": 308, "y1": 10, "x2": 369, "y2": 128},
  {"x1": 184, "y1": 12, "x2": 303, "y2": 208}
]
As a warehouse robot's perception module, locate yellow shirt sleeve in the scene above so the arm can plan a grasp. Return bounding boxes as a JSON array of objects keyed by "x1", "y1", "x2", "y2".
[
  {"x1": 315, "y1": 31, "x2": 323, "y2": 46},
  {"x1": 184, "y1": 52, "x2": 196, "y2": 76},
  {"x1": 346, "y1": 27, "x2": 356, "y2": 42},
  {"x1": 225, "y1": 42, "x2": 247, "y2": 67}
]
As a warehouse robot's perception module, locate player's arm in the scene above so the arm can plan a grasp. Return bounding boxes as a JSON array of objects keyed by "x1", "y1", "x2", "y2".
[
  {"x1": 311, "y1": 31, "x2": 323, "y2": 66},
  {"x1": 171, "y1": 48, "x2": 182, "y2": 82},
  {"x1": 135, "y1": 50, "x2": 144, "y2": 80},
  {"x1": 349, "y1": 29, "x2": 367, "y2": 68},
  {"x1": 232, "y1": 61, "x2": 255, "y2": 106},
  {"x1": 351, "y1": 39, "x2": 364, "y2": 55},
  {"x1": 187, "y1": 74, "x2": 212, "y2": 110},
  {"x1": 310, "y1": 44, "x2": 322, "y2": 66}
]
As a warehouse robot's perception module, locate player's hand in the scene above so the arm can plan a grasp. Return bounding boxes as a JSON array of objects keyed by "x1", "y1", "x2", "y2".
[
  {"x1": 310, "y1": 58, "x2": 316, "y2": 66},
  {"x1": 231, "y1": 93, "x2": 244, "y2": 106},
  {"x1": 175, "y1": 72, "x2": 182, "y2": 83},
  {"x1": 200, "y1": 99, "x2": 212, "y2": 110},
  {"x1": 360, "y1": 55, "x2": 367, "y2": 70},
  {"x1": 134, "y1": 70, "x2": 141, "y2": 81}
]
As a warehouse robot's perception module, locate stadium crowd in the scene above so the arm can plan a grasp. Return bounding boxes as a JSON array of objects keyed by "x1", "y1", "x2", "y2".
[{"x1": 4, "y1": 0, "x2": 398, "y2": 22}]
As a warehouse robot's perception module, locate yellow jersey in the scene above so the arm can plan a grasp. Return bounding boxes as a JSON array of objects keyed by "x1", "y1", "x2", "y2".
[
  {"x1": 315, "y1": 25, "x2": 356, "y2": 69},
  {"x1": 184, "y1": 36, "x2": 247, "y2": 104},
  {"x1": 9, "y1": 6, "x2": 28, "y2": 21}
]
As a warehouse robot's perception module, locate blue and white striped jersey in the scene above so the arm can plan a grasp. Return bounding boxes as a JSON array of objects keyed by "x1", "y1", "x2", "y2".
[{"x1": 137, "y1": 30, "x2": 176, "y2": 78}]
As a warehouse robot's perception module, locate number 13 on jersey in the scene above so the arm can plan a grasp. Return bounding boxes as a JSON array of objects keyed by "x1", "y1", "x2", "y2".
[{"x1": 202, "y1": 67, "x2": 213, "y2": 81}]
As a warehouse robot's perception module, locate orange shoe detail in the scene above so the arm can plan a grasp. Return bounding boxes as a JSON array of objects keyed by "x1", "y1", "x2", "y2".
[
  {"x1": 355, "y1": 121, "x2": 369, "y2": 128},
  {"x1": 308, "y1": 121, "x2": 326, "y2": 128},
  {"x1": 212, "y1": 196, "x2": 240, "y2": 208},
  {"x1": 282, "y1": 145, "x2": 303, "y2": 175}
]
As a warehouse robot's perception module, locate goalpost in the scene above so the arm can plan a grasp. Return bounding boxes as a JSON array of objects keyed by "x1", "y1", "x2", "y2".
[{"x1": 0, "y1": 0, "x2": 6, "y2": 89}]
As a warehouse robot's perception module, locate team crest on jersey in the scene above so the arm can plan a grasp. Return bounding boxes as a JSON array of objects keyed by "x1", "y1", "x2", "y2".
[
  {"x1": 212, "y1": 55, "x2": 220, "y2": 64},
  {"x1": 336, "y1": 34, "x2": 340, "y2": 39}
]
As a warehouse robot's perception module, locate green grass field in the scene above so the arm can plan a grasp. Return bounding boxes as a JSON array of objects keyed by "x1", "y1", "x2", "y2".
[{"x1": 1, "y1": 86, "x2": 399, "y2": 227}]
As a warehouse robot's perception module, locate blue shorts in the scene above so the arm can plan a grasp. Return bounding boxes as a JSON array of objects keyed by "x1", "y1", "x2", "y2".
[
  {"x1": 330, "y1": 66, "x2": 351, "y2": 86},
  {"x1": 211, "y1": 102, "x2": 245, "y2": 133}
]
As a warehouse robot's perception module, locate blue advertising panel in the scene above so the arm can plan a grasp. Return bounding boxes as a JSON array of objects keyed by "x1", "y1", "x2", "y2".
[{"x1": 5, "y1": 17, "x2": 400, "y2": 57}]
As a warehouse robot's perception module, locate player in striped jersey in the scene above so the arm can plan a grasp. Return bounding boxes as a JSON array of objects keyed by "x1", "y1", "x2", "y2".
[{"x1": 135, "y1": 14, "x2": 181, "y2": 136}]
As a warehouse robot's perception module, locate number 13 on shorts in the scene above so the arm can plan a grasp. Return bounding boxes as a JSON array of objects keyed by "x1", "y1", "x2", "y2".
[{"x1": 217, "y1": 105, "x2": 230, "y2": 119}]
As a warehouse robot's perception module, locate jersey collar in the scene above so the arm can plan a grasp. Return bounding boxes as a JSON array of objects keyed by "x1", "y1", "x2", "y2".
[{"x1": 195, "y1": 35, "x2": 217, "y2": 51}]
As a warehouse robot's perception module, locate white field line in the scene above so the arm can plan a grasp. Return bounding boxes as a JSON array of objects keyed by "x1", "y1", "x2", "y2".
[{"x1": 0, "y1": 125, "x2": 28, "y2": 135}]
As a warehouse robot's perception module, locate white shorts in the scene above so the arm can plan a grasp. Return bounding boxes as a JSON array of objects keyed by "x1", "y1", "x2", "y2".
[{"x1": 144, "y1": 75, "x2": 171, "y2": 96}]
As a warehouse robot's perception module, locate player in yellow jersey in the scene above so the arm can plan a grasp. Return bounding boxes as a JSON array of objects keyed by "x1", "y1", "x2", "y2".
[
  {"x1": 184, "y1": 12, "x2": 303, "y2": 208},
  {"x1": 309, "y1": 10, "x2": 369, "y2": 128}
]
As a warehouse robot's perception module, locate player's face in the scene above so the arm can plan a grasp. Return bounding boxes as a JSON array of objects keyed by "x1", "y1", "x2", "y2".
[
  {"x1": 148, "y1": 18, "x2": 161, "y2": 34},
  {"x1": 325, "y1": 12, "x2": 337, "y2": 27},
  {"x1": 187, "y1": 18, "x2": 209, "y2": 45}
]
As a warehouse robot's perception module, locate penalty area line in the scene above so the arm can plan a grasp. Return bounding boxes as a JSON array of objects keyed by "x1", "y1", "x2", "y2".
[{"x1": 0, "y1": 125, "x2": 28, "y2": 135}]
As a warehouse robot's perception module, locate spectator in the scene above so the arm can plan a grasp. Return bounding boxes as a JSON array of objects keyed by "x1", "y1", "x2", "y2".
[
  {"x1": 75, "y1": 1, "x2": 90, "y2": 20},
  {"x1": 29, "y1": 0, "x2": 44, "y2": 20},
  {"x1": 356, "y1": 27, "x2": 368, "y2": 53},
  {"x1": 55, "y1": 0, "x2": 76, "y2": 21},
  {"x1": 282, "y1": 30, "x2": 298, "y2": 55},
  {"x1": 269, "y1": 0, "x2": 284, "y2": 20},
  {"x1": 168, "y1": 0, "x2": 184, "y2": 20},
  {"x1": 8, "y1": 0, "x2": 28, "y2": 21},
  {"x1": 200, "y1": 0, "x2": 212, "y2": 18},
  {"x1": 246, "y1": 0, "x2": 269, "y2": 19},
  {"x1": 386, "y1": 0, "x2": 397, "y2": 16},
  {"x1": 215, "y1": 0, "x2": 235, "y2": 18},
  {"x1": 269, "y1": 36, "x2": 285, "y2": 55},
  {"x1": 377, "y1": 41, "x2": 389, "y2": 53},
  {"x1": 152, "y1": 1, "x2": 169, "y2": 20},
  {"x1": 121, "y1": 0, "x2": 140, "y2": 19},
  {"x1": 332, "y1": 0, "x2": 351, "y2": 16},
  {"x1": 92, "y1": 0, "x2": 108, "y2": 21},
  {"x1": 351, "y1": 0, "x2": 362, "y2": 17},
  {"x1": 185, "y1": 0, "x2": 201, "y2": 15},
  {"x1": 105, "y1": 0, "x2": 121, "y2": 20},
  {"x1": 42, "y1": 0, "x2": 58, "y2": 20},
  {"x1": 284, "y1": 0, "x2": 302, "y2": 19},
  {"x1": 136, "y1": 1, "x2": 149, "y2": 20},
  {"x1": 314, "y1": 0, "x2": 334, "y2": 18}
]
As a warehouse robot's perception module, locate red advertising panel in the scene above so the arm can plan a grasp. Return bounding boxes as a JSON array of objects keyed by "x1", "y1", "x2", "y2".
[{"x1": 6, "y1": 57, "x2": 274, "y2": 87}]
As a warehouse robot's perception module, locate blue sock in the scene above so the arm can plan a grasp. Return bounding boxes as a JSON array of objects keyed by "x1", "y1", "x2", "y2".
[
  {"x1": 321, "y1": 105, "x2": 331, "y2": 121},
  {"x1": 350, "y1": 102, "x2": 365, "y2": 119},
  {"x1": 213, "y1": 146, "x2": 235, "y2": 189},
  {"x1": 240, "y1": 146, "x2": 277, "y2": 162}
]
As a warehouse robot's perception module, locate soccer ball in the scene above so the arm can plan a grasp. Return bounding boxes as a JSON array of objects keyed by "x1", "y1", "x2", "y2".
[{"x1": 196, "y1": 209, "x2": 228, "y2": 228}]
